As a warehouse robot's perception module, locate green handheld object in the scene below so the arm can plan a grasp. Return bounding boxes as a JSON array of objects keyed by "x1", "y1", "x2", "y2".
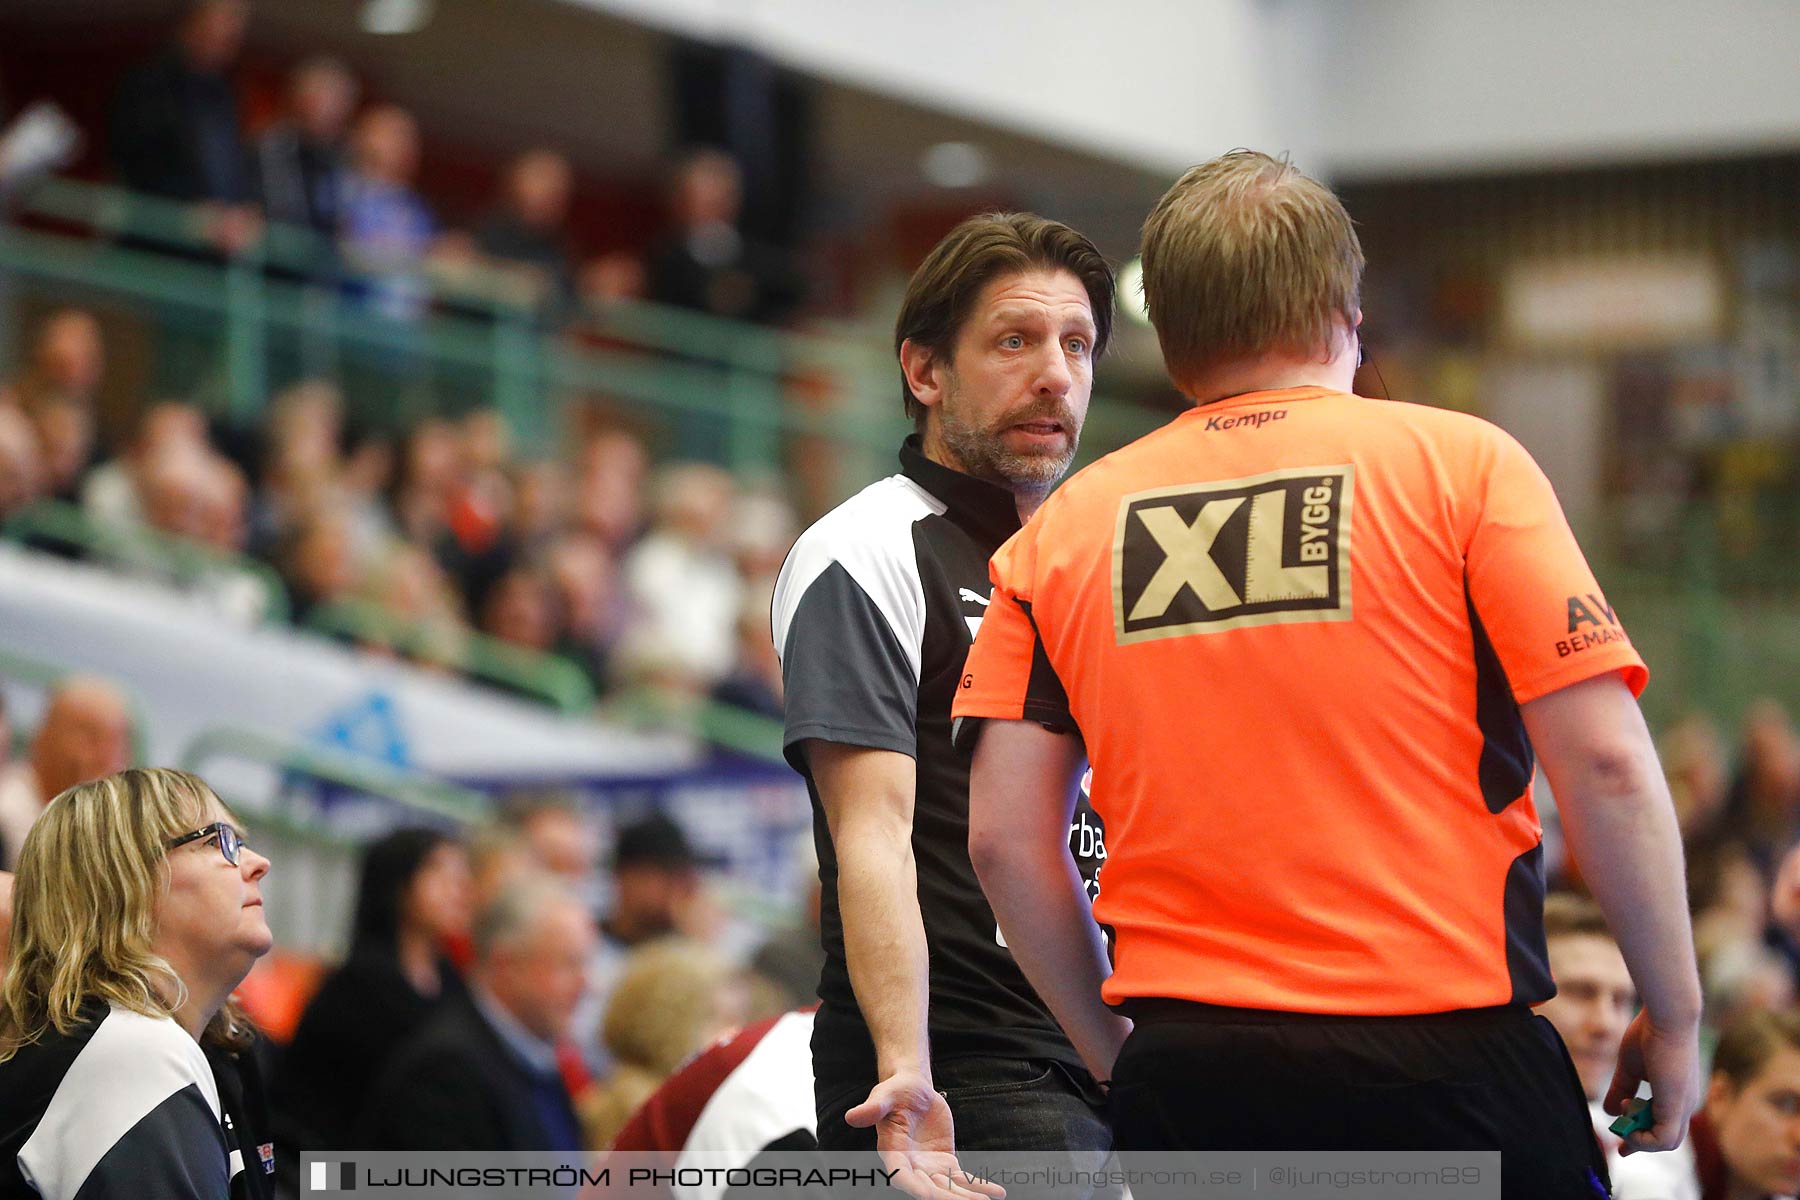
[{"x1": 1609, "y1": 1099, "x2": 1655, "y2": 1138}]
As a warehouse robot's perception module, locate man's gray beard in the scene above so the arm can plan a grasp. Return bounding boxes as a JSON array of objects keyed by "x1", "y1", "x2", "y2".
[{"x1": 937, "y1": 402, "x2": 1079, "y2": 495}]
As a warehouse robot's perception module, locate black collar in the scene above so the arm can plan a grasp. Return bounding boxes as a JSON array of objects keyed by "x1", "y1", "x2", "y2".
[{"x1": 899, "y1": 435, "x2": 1022, "y2": 551}]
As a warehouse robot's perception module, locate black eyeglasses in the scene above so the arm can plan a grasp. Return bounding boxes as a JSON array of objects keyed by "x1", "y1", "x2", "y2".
[{"x1": 168, "y1": 822, "x2": 245, "y2": 866}]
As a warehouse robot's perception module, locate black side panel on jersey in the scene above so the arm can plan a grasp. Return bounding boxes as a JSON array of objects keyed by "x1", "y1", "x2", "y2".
[
  {"x1": 1466, "y1": 579, "x2": 1535, "y2": 814},
  {"x1": 780, "y1": 562, "x2": 919, "y2": 773},
  {"x1": 1503, "y1": 843, "x2": 1554, "y2": 1006},
  {"x1": 1016, "y1": 598, "x2": 1076, "y2": 732}
]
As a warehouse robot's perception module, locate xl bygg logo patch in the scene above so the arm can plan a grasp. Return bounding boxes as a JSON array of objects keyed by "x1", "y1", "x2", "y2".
[{"x1": 1112, "y1": 465, "x2": 1355, "y2": 644}]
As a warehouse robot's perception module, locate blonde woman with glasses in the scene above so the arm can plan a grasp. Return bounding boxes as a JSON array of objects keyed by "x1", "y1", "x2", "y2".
[{"x1": 0, "y1": 767, "x2": 273, "y2": 1200}]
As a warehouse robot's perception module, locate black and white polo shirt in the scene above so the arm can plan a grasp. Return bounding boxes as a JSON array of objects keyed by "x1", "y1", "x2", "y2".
[
  {"x1": 772, "y1": 436, "x2": 1105, "y2": 1085},
  {"x1": 0, "y1": 1002, "x2": 264, "y2": 1200}
]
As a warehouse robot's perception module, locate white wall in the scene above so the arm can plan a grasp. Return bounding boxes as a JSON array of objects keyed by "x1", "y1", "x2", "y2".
[
  {"x1": 1271, "y1": 0, "x2": 1800, "y2": 177},
  {"x1": 566, "y1": 0, "x2": 1321, "y2": 174},
  {"x1": 566, "y1": 0, "x2": 1800, "y2": 180}
]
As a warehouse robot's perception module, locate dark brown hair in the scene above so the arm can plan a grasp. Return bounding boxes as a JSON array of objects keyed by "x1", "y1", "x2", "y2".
[
  {"x1": 1712, "y1": 1007, "x2": 1800, "y2": 1090},
  {"x1": 1542, "y1": 892, "x2": 1614, "y2": 945},
  {"x1": 1140, "y1": 150, "x2": 1363, "y2": 390},
  {"x1": 894, "y1": 212, "x2": 1114, "y2": 425}
]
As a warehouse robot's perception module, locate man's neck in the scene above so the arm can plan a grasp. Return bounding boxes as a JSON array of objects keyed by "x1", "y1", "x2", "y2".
[{"x1": 1184, "y1": 349, "x2": 1357, "y2": 408}]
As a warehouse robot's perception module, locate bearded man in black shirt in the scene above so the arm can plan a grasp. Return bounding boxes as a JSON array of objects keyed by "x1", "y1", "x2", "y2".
[{"x1": 771, "y1": 214, "x2": 1115, "y2": 1195}]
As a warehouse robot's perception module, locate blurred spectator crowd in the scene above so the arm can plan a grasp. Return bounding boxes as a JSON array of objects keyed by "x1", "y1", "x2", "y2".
[
  {"x1": 0, "y1": 306, "x2": 792, "y2": 715},
  {"x1": 63, "y1": 0, "x2": 802, "y2": 324}
]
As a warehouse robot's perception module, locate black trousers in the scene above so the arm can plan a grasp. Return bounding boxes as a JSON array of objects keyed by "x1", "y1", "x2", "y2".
[{"x1": 1109, "y1": 1001, "x2": 1611, "y2": 1200}]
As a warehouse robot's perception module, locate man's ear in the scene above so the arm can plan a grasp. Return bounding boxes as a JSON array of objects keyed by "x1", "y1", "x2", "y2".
[{"x1": 900, "y1": 338, "x2": 947, "y2": 413}]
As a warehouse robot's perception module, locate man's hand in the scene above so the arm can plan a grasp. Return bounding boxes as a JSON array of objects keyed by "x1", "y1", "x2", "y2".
[
  {"x1": 846, "y1": 1069, "x2": 1003, "y2": 1200},
  {"x1": 1606, "y1": 1010, "x2": 1702, "y2": 1154}
]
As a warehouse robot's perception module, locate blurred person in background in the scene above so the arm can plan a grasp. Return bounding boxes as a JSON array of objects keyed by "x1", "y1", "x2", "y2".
[
  {"x1": 357, "y1": 881, "x2": 592, "y2": 1153},
  {"x1": 275, "y1": 504, "x2": 360, "y2": 625},
  {"x1": 81, "y1": 401, "x2": 210, "y2": 532},
  {"x1": 479, "y1": 563, "x2": 563, "y2": 658},
  {"x1": 711, "y1": 585, "x2": 784, "y2": 720},
  {"x1": 276, "y1": 828, "x2": 472, "y2": 1157},
  {"x1": 500, "y1": 790, "x2": 598, "y2": 889},
  {"x1": 1541, "y1": 894, "x2": 1698, "y2": 1199},
  {"x1": 510, "y1": 459, "x2": 571, "y2": 551},
  {"x1": 746, "y1": 833, "x2": 824, "y2": 1017},
  {"x1": 252, "y1": 57, "x2": 358, "y2": 244},
  {"x1": 433, "y1": 410, "x2": 514, "y2": 598},
  {"x1": 360, "y1": 542, "x2": 469, "y2": 668},
  {"x1": 1665, "y1": 713, "x2": 1733, "y2": 845},
  {"x1": 109, "y1": 0, "x2": 260, "y2": 258},
  {"x1": 602, "y1": 813, "x2": 708, "y2": 951},
  {"x1": 620, "y1": 463, "x2": 742, "y2": 691},
  {"x1": 0, "y1": 309, "x2": 104, "y2": 420},
  {"x1": 467, "y1": 825, "x2": 532, "y2": 915},
  {"x1": 249, "y1": 381, "x2": 345, "y2": 553},
  {"x1": 571, "y1": 813, "x2": 713, "y2": 1073},
  {"x1": 123, "y1": 442, "x2": 272, "y2": 625},
  {"x1": 1724, "y1": 700, "x2": 1800, "y2": 875},
  {"x1": 1688, "y1": 1008, "x2": 1800, "y2": 1200},
  {"x1": 0, "y1": 405, "x2": 44, "y2": 523},
  {"x1": 0, "y1": 676, "x2": 132, "y2": 870},
  {"x1": 545, "y1": 532, "x2": 624, "y2": 691},
  {"x1": 572, "y1": 427, "x2": 649, "y2": 553},
  {"x1": 389, "y1": 416, "x2": 462, "y2": 549},
  {"x1": 581, "y1": 939, "x2": 746, "y2": 1150},
  {"x1": 474, "y1": 149, "x2": 579, "y2": 316},
  {"x1": 340, "y1": 105, "x2": 438, "y2": 324},
  {"x1": 1774, "y1": 841, "x2": 1800, "y2": 965},
  {"x1": 645, "y1": 149, "x2": 801, "y2": 326},
  {"x1": 2, "y1": 312, "x2": 104, "y2": 505},
  {"x1": 29, "y1": 401, "x2": 93, "y2": 506},
  {"x1": 0, "y1": 768, "x2": 274, "y2": 1200}
]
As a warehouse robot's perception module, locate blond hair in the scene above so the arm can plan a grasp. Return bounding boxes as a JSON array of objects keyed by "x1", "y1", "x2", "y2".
[
  {"x1": 1139, "y1": 150, "x2": 1363, "y2": 390},
  {"x1": 584, "y1": 939, "x2": 734, "y2": 1148},
  {"x1": 0, "y1": 768, "x2": 253, "y2": 1059}
]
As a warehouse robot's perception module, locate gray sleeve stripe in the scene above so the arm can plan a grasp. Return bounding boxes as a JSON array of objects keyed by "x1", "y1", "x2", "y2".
[{"x1": 779, "y1": 562, "x2": 919, "y2": 771}]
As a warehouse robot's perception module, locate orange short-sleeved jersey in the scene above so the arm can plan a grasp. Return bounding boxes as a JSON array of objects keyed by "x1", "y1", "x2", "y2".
[{"x1": 952, "y1": 386, "x2": 1646, "y2": 1016}]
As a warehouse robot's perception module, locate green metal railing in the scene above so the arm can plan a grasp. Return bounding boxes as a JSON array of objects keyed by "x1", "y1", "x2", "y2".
[
  {"x1": 606, "y1": 687, "x2": 787, "y2": 766},
  {"x1": 178, "y1": 724, "x2": 489, "y2": 827},
  {"x1": 2, "y1": 499, "x2": 290, "y2": 625},
  {"x1": 304, "y1": 597, "x2": 597, "y2": 714},
  {"x1": 2, "y1": 177, "x2": 908, "y2": 469},
  {"x1": 2, "y1": 176, "x2": 1174, "y2": 476}
]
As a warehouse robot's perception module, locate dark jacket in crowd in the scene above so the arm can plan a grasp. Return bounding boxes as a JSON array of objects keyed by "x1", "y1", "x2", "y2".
[
  {"x1": 109, "y1": 49, "x2": 248, "y2": 204},
  {"x1": 252, "y1": 122, "x2": 347, "y2": 239},
  {"x1": 274, "y1": 827, "x2": 469, "y2": 1155},
  {"x1": 355, "y1": 991, "x2": 582, "y2": 1152},
  {"x1": 643, "y1": 228, "x2": 803, "y2": 326},
  {"x1": 274, "y1": 950, "x2": 466, "y2": 1153}
]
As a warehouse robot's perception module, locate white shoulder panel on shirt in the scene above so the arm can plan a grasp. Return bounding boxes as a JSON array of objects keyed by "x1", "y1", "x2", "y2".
[
  {"x1": 18, "y1": 1005, "x2": 221, "y2": 1200},
  {"x1": 771, "y1": 475, "x2": 943, "y2": 684},
  {"x1": 673, "y1": 1010, "x2": 818, "y2": 1200}
]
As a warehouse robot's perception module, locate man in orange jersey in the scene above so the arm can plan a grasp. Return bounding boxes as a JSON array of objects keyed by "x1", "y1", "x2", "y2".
[{"x1": 954, "y1": 151, "x2": 1701, "y2": 1198}]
